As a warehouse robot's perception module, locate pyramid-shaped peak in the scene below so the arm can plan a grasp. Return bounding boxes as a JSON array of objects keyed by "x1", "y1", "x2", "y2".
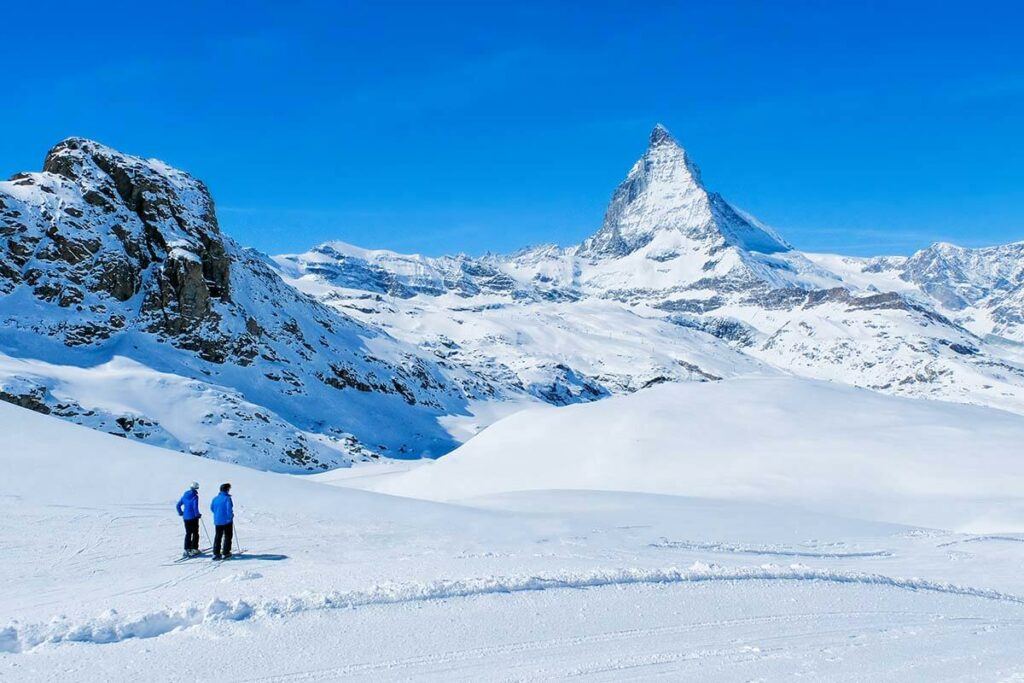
[
  {"x1": 578, "y1": 126, "x2": 791, "y2": 259},
  {"x1": 644, "y1": 124, "x2": 702, "y2": 187}
]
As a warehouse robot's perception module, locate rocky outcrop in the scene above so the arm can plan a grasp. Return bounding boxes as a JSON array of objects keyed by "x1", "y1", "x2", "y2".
[
  {"x1": 0, "y1": 138, "x2": 233, "y2": 348},
  {"x1": 0, "y1": 138, "x2": 491, "y2": 471}
]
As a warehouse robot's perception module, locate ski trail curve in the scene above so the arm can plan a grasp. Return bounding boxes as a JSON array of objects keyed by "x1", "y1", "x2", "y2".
[{"x1": 3, "y1": 562, "x2": 1024, "y2": 653}]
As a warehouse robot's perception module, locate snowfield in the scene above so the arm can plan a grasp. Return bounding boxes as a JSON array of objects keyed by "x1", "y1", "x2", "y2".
[
  {"x1": 364, "y1": 377, "x2": 1024, "y2": 533},
  {"x1": 4, "y1": 381, "x2": 1024, "y2": 680}
]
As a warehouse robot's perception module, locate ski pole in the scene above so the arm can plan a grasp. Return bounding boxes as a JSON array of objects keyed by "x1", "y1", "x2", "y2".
[
  {"x1": 233, "y1": 525, "x2": 243, "y2": 554},
  {"x1": 201, "y1": 517, "x2": 212, "y2": 548}
]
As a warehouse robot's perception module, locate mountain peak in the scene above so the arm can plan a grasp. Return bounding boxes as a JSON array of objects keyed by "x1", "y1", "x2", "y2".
[
  {"x1": 649, "y1": 123, "x2": 674, "y2": 146},
  {"x1": 43, "y1": 137, "x2": 121, "y2": 172},
  {"x1": 641, "y1": 124, "x2": 704, "y2": 193},
  {"x1": 578, "y1": 126, "x2": 789, "y2": 259}
]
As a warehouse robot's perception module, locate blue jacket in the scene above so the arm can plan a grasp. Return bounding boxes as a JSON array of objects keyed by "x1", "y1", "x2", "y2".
[
  {"x1": 176, "y1": 489, "x2": 200, "y2": 520},
  {"x1": 211, "y1": 492, "x2": 234, "y2": 525}
]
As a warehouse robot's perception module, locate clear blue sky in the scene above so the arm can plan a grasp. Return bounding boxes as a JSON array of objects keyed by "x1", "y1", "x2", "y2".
[{"x1": 4, "y1": 1, "x2": 1023, "y2": 256}]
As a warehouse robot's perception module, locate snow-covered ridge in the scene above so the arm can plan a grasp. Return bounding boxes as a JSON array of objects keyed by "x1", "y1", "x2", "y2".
[{"x1": 278, "y1": 125, "x2": 1024, "y2": 417}]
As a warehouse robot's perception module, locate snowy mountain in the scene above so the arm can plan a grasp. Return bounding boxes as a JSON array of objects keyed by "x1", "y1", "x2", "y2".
[
  {"x1": 277, "y1": 125, "x2": 1024, "y2": 416},
  {"x1": 275, "y1": 243, "x2": 772, "y2": 403},
  {"x1": 579, "y1": 124, "x2": 791, "y2": 261},
  {"x1": 3, "y1": 128, "x2": 1024, "y2": 472},
  {"x1": 810, "y1": 241, "x2": 1024, "y2": 342},
  {"x1": 0, "y1": 138, "x2": 494, "y2": 471}
]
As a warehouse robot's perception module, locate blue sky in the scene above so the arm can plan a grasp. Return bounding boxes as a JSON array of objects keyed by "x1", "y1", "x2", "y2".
[{"x1": 3, "y1": 1, "x2": 1023, "y2": 257}]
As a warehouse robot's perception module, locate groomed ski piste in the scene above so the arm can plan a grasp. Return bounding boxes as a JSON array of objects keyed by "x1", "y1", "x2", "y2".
[{"x1": 4, "y1": 377, "x2": 1024, "y2": 680}]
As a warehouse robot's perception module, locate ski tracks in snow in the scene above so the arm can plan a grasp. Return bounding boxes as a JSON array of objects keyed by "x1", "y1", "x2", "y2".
[
  {"x1": 650, "y1": 538, "x2": 893, "y2": 558},
  {"x1": 238, "y1": 612, "x2": 858, "y2": 682},
  {"x1": 4, "y1": 562, "x2": 1024, "y2": 654}
]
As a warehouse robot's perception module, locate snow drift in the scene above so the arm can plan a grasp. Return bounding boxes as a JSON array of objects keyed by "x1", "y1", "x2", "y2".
[{"x1": 372, "y1": 377, "x2": 1024, "y2": 531}]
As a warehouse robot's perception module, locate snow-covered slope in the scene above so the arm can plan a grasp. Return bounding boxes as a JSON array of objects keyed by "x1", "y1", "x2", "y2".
[
  {"x1": 370, "y1": 377, "x2": 1024, "y2": 532},
  {"x1": 278, "y1": 125, "x2": 1024, "y2": 417},
  {"x1": 272, "y1": 259, "x2": 775, "y2": 403},
  {"x1": 6, "y1": 398, "x2": 1024, "y2": 680},
  {"x1": 0, "y1": 138, "x2": 492, "y2": 470}
]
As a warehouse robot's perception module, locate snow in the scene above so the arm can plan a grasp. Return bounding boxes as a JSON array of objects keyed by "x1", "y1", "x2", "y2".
[
  {"x1": 275, "y1": 263, "x2": 774, "y2": 403},
  {"x1": 284, "y1": 229, "x2": 1024, "y2": 417},
  {"x1": 0, "y1": 351, "x2": 374, "y2": 468},
  {"x1": 579, "y1": 126, "x2": 789, "y2": 257},
  {"x1": 368, "y1": 377, "x2": 1024, "y2": 532},
  {"x1": 9, "y1": 562, "x2": 1024, "y2": 654},
  {"x1": 167, "y1": 246, "x2": 202, "y2": 264},
  {"x1": 5, "y1": 386, "x2": 1024, "y2": 678},
  {"x1": 437, "y1": 395, "x2": 546, "y2": 443}
]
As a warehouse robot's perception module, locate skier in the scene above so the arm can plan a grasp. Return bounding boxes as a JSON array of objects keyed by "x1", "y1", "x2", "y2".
[
  {"x1": 211, "y1": 482, "x2": 234, "y2": 560},
  {"x1": 175, "y1": 482, "x2": 202, "y2": 557}
]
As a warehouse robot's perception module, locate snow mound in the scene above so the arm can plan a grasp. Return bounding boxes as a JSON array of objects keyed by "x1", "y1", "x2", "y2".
[{"x1": 374, "y1": 377, "x2": 1024, "y2": 531}]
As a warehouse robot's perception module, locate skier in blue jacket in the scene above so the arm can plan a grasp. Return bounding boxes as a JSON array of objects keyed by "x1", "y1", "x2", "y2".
[
  {"x1": 211, "y1": 483, "x2": 235, "y2": 560},
  {"x1": 175, "y1": 482, "x2": 202, "y2": 557}
]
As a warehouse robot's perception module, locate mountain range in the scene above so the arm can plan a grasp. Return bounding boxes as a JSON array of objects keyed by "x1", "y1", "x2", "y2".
[{"x1": 2, "y1": 126, "x2": 1023, "y2": 470}]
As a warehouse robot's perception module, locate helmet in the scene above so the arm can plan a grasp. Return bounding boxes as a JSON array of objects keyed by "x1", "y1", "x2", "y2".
[{"x1": 190, "y1": 481, "x2": 200, "y2": 490}]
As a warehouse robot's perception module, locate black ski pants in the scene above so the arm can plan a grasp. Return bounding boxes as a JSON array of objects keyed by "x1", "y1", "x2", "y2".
[
  {"x1": 214, "y1": 522, "x2": 233, "y2": 557},
  {"x1": 183, "y1": 517, "x2": 200, "y2": 551}
]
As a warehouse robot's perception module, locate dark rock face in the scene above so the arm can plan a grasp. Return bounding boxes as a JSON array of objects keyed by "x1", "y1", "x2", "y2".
[
  {"x1": 0, "y1": 388, "x2": 52, "y2": 414},
  {"x1": 0, "y1": 138, "x2": 232, "y2": 347},
  {"x1": 48, "y1": 138, "x2": 230, "y2": 332},
  {"x1": 655, "y1": 296, "x2": 726, "y2": 314},
  {"x1": 668, "y1": 315, "x2": 757, "y2": 347}
]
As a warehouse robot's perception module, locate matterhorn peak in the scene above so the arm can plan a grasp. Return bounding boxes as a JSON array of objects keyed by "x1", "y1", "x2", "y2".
[
  {"x1": 649, "y1": 123, "x2": 674, "y2": 146},
  {"x1": 643, "y1": 123, "x2": 704, "y2": 190},
  {"x1": 577, "y1": 125, "x2": 789, "y2": 259}
]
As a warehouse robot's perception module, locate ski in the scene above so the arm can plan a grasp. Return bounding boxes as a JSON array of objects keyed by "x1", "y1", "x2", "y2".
[{"x1": 173, "y1": 547, "x2": 213, "y2": 563}]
